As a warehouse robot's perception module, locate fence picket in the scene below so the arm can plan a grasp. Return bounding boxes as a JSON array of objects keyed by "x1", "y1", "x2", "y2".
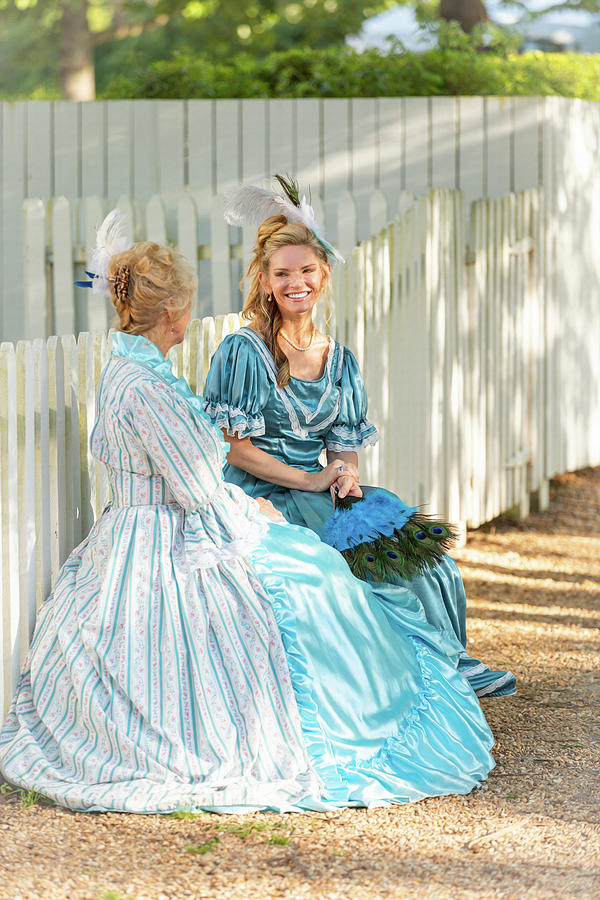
[
  {"x1": 60, "y1": 334, "x2": 80, "y2": 554},
  {"x1": 23, "y1": 198, "x2": 48, "y2": 340},
  {"x1": 16, "y1": 342, "x2": 36, "y2": 663},
  {"x1": 52, "y1": 197, "x2": 76, "y2": 336},
  {"x1": 34, "y1": 339, "x2": 51, "y2": 610},
  {"x1": 177, "y1": 195, "x2": 199, "y2": 303},
  {"x1": 48, "y1": 336, "x2": 68, "y2": 582},
  {"x1": 210, "y1": 195, "x2": 233, "y2": 315},
  {"x1": 83, "y1": 197, "x2": 108, "y2": 338},
  {"x1": 146, "y1": 195, "x2": 168, "y2": 246},
  {"x1": 0, "y1": 342, "x2": 20, "y2": 718},
  {"x1": 369, "y1": 190, "x2": 388, "y2": 235}
]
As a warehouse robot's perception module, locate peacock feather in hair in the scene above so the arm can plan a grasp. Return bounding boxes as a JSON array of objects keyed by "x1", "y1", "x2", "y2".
[
  {"x1": 273, "y1": 173, "x2": 302, "y2": 208},
  {"x1": 321, "y1": 489, "x2": 458, "y2": 583}
]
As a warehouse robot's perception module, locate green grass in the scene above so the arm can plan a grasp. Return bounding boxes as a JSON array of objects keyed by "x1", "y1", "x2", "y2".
[
  {"x1": 185, "y1": 837, "x2": 219, "y2": 855},
  {"x1": 96, "y1": 893, "x2": 135, "y2": 900},
  {"x1": 20, "y1": 788, "x2": 43, "y2": 808},
  {"x1": 213, "y1": 822, "x2": 269, "y2": 838},
  {"x1": 268, "y1": 833, "x2": 290, "y2": 846},
  {"x1": 0, "y1": 782, "x2": 46, "y2": 807},
  {"x1": 168, "y1": 809, "x2": 202, "y2": 819}
]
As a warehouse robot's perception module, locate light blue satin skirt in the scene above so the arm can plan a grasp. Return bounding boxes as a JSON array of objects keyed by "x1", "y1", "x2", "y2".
[
  {"x1": 231, "y1": 474, "x2": 516, "y2": 699},
  {"x1": 252, "y1": 521, "x2": 496, "y2": 805}
]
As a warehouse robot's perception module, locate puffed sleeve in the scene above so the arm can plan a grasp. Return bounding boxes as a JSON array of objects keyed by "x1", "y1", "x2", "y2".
[
  {"x1": 203, "y1": 334, "x2": 270, "y2": 438},
  {"x1": 127, "y1": 377, "x2": 224, "y2": 510},
  {"x1": 325, "y1": 347, "x2": 380, "y2": 452}
]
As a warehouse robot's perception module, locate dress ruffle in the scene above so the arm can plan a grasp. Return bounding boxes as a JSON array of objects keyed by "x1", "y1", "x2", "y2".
[
  {"x1": 181, "y1": 483, "x2": 268, "y2": 569},
  {"x1": 326, "y1": 420, "x2": 380, "y2": 452},
  {"x1": 203, "y1": 399, "x2": 266, "y2": 439}
]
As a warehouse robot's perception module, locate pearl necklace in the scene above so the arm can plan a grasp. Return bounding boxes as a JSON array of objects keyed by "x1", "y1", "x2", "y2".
[{"x1": 279, "y1": 327, "x2": 315, "y2": 352}]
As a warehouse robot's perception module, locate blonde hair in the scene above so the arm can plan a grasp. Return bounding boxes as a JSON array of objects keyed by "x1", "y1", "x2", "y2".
[
  {"x1": 242, "y1": 216, "x2": 330, "y2": 387},
  {"x1": 107, "y1": 242, "x2": 197, "y2": 334}
]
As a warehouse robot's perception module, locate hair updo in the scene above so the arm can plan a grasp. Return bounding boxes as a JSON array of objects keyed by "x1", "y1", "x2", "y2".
[
  {"x1": 107, "y1": 242, "x2": 197, "y2": 335},
  {"x1": 242, "y1": 216, "x2": 330, "y2": 387}
]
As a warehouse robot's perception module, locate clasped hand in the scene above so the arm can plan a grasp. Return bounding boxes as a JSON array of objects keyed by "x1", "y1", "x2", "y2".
[{"x1": 308, "y1": 458, "x2": 362, "y2": 501}]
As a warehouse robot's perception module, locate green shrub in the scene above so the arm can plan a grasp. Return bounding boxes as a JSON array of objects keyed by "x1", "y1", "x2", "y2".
[{"x1": 100, "y1": 45, "x2": 600, "y2": 101}]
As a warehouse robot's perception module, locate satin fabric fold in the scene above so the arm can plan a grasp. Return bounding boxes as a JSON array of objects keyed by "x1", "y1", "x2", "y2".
[{"x1": 253, "y1": 522, "x2": 495, "y2": 804}]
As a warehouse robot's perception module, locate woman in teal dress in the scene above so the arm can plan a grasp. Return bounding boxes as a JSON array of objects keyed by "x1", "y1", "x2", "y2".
[
  {"x1": 0, "y1": 225, "x2": 495, "y2": 813},
  {"x1": 203, "y1": 204, "x2": 515, "y2": 699}
]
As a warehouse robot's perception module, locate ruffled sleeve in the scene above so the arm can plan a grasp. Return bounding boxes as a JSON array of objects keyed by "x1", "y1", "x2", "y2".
[
  {"x1": 325, "y1": 347, "x2": 380, "y2": 452},
  {"x1": 203, "y1": 333, "x2": 270, "y2": 439}
]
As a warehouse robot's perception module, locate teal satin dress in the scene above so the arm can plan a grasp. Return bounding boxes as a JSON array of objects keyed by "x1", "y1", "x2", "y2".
[{"x1": 203, "y1": 328, "x2": 516, "y2": 698}]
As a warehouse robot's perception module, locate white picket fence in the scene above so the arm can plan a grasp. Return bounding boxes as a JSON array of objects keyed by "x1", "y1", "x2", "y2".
[
  {"x1": 2, "y1": 186, "x2": 600, "y2": 724},
  {"x1": 21, "y1": 189, "x2": 393, "y2": 339},
  {"x1": 4, "y1": 95, "x2": 600, "y2": 341}
]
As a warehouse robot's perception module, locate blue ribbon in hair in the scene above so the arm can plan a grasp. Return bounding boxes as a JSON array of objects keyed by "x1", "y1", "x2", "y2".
[{"x1": 74, "y1": 270, "x2": 97, "y2": 288}]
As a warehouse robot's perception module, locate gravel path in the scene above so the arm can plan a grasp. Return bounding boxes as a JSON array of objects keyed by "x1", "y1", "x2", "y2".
[{"x1": 1, "y1": 467, "x2": 599, "y2": 900}]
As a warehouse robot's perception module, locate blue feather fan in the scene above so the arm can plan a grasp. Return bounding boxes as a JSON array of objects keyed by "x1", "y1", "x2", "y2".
[
  {"x1": 321, "y1": 490, "x2": 457, "y2": 583},
  {"x1": 322, "y1": 490, "x2": 417, "y2": 551}
]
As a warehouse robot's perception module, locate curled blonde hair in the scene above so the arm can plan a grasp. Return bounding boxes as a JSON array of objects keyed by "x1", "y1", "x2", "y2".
[
  {"x1": 242, "y1": 216, "x2": 330, "y2": 387},
  {"x1": 108, "y1": 242, "x2": 197, "y2": 334}
]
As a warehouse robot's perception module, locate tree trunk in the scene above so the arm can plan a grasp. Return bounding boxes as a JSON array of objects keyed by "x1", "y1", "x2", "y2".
[
  {"x1": 440, "y1": 0, "x2": 488, "y2": 34},
  {"x1": 61, "y1": 0, "x2": 95, "y2": 100}
]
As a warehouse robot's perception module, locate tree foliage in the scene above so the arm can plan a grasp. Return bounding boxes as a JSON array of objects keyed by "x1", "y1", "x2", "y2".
[
  {"x1": 0, "y1": 0, "x2": 399, "y2": 98},
  {"x1": 2, "y1": 0, "x2": 600, "y2": 99},
  {"x1": 101, "y1": 36, "x2": 600, "y2": 100}
]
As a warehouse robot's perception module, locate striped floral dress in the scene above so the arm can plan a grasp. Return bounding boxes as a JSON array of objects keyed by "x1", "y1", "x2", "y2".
[
  {"x1": 0, "y1": 332, "x2": 496, "y2": 813},
  {"x1": 0, "y1": 333, "x2": 323, "y2": 812}
]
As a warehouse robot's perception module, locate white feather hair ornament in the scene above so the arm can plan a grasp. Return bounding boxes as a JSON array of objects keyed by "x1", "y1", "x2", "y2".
[
  {"x1": 224, "y1": 174, "x2": 345, "y2": 264},
  {"x1": 75, "y1": 208, "x2": 133, "y2": 293}
]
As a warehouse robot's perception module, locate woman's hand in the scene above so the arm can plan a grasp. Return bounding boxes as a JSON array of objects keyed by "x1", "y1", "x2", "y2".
[
  {"x1": 305, "y1": 458, "x2": 362, "y2": 499},
  {"x1": 304, "y1": 458, "x2": 348, "y2": 493},
  {"x1": 333, "y1": 473, "x2": 363, "y2": 501},
  {"x1": 256, "y1": 497, "x2": 287, "y2": 522}
]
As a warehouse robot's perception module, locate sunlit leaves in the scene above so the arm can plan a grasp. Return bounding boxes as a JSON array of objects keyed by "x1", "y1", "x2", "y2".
[{"x1": 181, "y1": 0, "x2": 217, "y2": 21}]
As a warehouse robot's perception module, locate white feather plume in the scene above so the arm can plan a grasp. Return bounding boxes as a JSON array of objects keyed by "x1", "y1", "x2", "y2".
[
  {"x1": 90, "y1": 209, "x2": 133, "y2": 293},
  {"x1": 223, "y1": 183, "x2": 345, "y2": 264},
  {"x1": 223, "y1": 185, "x2": 292, "y2": 227}
]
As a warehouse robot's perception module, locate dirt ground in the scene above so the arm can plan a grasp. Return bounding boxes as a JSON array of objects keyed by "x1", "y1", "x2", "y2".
[{"x1": 1, "y1": 467, "x2": 599, "y2": 900}]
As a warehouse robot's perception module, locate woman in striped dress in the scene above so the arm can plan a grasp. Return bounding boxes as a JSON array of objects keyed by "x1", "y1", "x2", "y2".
[{"x1": 0, "y1": 237, "x2": 496, "y2": 814}]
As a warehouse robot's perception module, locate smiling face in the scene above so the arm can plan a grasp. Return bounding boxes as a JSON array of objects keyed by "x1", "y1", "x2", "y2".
[{"x1": 260, "y1": 244, "x2": 330, "y2": 320}]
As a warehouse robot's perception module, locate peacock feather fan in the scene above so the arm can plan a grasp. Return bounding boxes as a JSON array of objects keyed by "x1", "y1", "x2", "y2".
[{"x1": 321, "y1": 489, "x2": 458, "y2": 583}]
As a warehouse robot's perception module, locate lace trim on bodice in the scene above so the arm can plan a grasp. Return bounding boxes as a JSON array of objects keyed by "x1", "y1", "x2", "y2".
[{"x1": 237, "y1": 328, "x2": 344, "y2": 440}]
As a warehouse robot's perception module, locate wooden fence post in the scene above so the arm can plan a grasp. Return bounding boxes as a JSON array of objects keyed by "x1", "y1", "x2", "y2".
[
  {"x1": 0, "y1": 342, "x2": 20, "y2": 718},
  {"x1": 23, "y1": 198, "x2": 48, "y2": 341},
  {"x1": 210, "y1": 195, "x2": 232, "y2": 316},
  {"x1": 52, "y1": 197, "x2": 76, "y2": 336}
]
